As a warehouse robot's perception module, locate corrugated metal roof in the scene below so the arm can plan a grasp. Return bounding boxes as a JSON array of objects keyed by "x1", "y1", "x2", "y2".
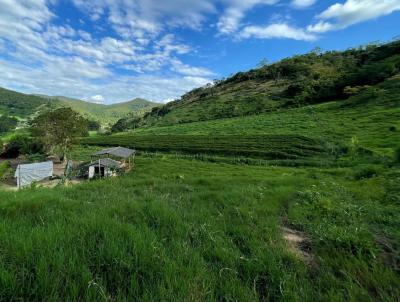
[
  {"x1": 93, "y1": 147, "x2": 135, "y2": 158},
  {"x1": 89, "y1": 158, "x2": 121, "y2": 168}
]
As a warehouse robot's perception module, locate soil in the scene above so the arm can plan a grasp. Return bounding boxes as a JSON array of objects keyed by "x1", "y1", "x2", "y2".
[{"x1": 281, "y1": 226, "x2": 313, "y2": 264}]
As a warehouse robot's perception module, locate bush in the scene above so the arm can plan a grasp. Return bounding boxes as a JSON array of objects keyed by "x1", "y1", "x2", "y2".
[
  {"x1": 0, "y1": 160, "x2": 10, "y2": 179},
  {"x1": 1, "y1": 135, "x2": 44, "y2": 158},
  {"x1": 0, "y1": 116, "x2": 18, "y2": 133},
  {"x1": 87, "y1": 120, "x2": 101, "y2": 131},
  {"x1": 354, "y1": 166, "x2": 379, "y2": 180},
  {"x1": 395, "y1": 146, "x2": 400, "y2": 163}
]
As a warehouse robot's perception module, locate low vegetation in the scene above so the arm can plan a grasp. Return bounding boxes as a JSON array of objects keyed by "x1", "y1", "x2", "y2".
[
  {"x1": 82, "y1": 134, "x2": 327, "y2": 160},
  {"x1": 114, "y1": 76, "x2": 400, "y2": 155},
  {"x1": 0, "y1": 156, "x2": 398, "y2": 300}
]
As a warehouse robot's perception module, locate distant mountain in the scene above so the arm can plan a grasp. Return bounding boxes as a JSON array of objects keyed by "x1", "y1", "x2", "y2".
[
  {"x1": 126, "y1": 40, "x2": 400, "y2": 130},
  {"x1": 51, "y1": 96, "x2": 160, "y2": 124},
  {"x1": 0, "y1": 87, "x2": 53, "y2": 118},
  {"x1": 0, "y1": 88, "x2": 160, "y2": 124}
]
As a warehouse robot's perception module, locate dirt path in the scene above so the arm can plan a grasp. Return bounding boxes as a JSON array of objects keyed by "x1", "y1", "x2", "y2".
[{"x1": 281, "y1": 226, "x2": 313, "y2": 264}]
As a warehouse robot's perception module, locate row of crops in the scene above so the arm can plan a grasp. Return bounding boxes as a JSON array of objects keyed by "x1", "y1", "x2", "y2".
[{"x1": 81, "y1": 134, "x2": 327, "y2": 160}]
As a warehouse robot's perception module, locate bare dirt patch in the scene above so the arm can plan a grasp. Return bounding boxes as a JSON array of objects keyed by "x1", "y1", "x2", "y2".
[{"x1": 281, "y1": 226, "x2": 313, "y2": 264}]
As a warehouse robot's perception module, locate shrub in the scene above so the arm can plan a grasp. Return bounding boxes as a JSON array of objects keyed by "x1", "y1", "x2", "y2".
[
  {"x1": 389, "y1": 126, "x2": 396, "y2": 132},
  {"x1": 395, "y1": 146, "x2": 400, "y2": 163},
  {"x1": 0, "y1": 160, "x2": 10, "y2": 179},
  {"x1": 354, "y1": 166, "x2": 379, "y2": 180},
  {"x1": 0, "y1": 116, "x2": 18, "y2": 133},
  {"x1": 1, "y1": 135, "x2": 44, "y2": 158}
]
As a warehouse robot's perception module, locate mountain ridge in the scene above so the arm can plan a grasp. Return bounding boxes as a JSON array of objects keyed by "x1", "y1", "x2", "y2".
[
  {"x1": 115, "y1": 40, "x2": 400, "y2": 131},
  {"x1": 0, "y1": 87, "x2": 160, "y2": 124}
]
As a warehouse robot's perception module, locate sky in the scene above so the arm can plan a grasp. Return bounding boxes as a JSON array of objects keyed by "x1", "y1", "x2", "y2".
[{"x1": 0, "y1": 0, "x2": 399, "y2": 104}]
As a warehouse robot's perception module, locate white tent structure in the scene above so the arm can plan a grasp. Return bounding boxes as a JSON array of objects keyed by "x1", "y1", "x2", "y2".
[{"x1": 14, "y1": 161, "x2": 53, "y2": 188}]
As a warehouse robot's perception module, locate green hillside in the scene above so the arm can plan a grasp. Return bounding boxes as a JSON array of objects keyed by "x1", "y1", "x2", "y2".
[
  {"x1": 0, "y1": 88, "x2": 159, "y2": 124},
  {"x1": 54, "y1": 97, "x2": 160, "y2": 124},
  {"x1": 0, "y1": 87, "x2": 53, "y2": 117},
  {"x1": 85, "y1": 75, "x2": 400, "y2": 158},
  {"x1": 118, "y1": 40, "x2": 400, "y2": 130}
]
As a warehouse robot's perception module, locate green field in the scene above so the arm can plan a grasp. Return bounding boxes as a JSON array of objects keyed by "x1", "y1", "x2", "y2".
[
  {"x1": 82, "y1": 77, "x2": 400, "y2": 159},
  {"x1": 82, "y1": 134, "x2": 327, "y2": 161},
  {"x1": 0, "y1": 156, "x2": 398, "y2": 301}
]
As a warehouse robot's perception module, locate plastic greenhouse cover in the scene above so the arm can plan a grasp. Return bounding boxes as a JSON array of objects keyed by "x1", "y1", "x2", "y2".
[{"x1": 14, "y1": 161, "x2": 53, "y2": 187}]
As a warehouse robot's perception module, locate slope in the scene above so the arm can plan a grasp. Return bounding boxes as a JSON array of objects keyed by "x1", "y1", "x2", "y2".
[
  {"x1": 122, "y1": 40, "x2": 400, "y2": 129},
  {"x1": 55, "y1": 97, "x2": 160, "y2": 124},
  {"x1": 0, "y1": 87, "x2": 53, "y2": 118},
  {"x1": 0, "y1": 87, "x2": 160, "y2": 124},
  {"x1": 83, "y1": 75, "x2": 400, "y2": 157}
]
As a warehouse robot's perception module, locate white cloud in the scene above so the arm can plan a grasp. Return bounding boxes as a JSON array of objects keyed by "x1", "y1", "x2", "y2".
[
  {"x1": 85, "y1": 95, "x2": 105, "y2": 104},
  {"x1": 0, "y1": 58, "x2": 212, "y2": 104},
  {"x1": 170, "y1": 59, "x2": 215, "y2": 77},
  {"x1": 240, "y1": 23, "x2": 316, "y2": 41},
  {"x1": 78, "y1": 30, "x2": 92, "y2": 41},
  {"x1": 308, "y1": 0, "x2": 400, "y2": 33},
  {"x1": 217, "y1": 0, "x2": 279, "y2": 34},
  {"x1": 292, "y1": 0, "x2": 317, "y2": 8},
  {"x1": 72, "y1": 0, "x2": 216, "y2": 39},
  {"x1": 0, "y1": 0, "x2": 216, "y2": 103}
]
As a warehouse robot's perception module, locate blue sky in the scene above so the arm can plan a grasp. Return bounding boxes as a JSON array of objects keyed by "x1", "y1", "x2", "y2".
[{"x1": 0, "y1": 0, "x2": 399, "y2": 104}]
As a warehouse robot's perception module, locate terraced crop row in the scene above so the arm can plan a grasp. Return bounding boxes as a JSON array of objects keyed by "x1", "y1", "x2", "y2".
[{"x1": 81, "y1": 134, "x2": 326, "y2": 159}]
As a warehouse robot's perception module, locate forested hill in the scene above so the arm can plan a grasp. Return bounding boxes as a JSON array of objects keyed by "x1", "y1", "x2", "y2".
[
  {"x1": 0, "y1": 87, "x2": 53, "y2": 117},
  {"x1": 122, "y1": 40, "x2": 400, "y2": 130},
  {"x1": 0, "y1": 88, "x2": 159, "y2": 124},
  {"x1": 51, "y1": 96, "x2": 160, "y2": 124}
]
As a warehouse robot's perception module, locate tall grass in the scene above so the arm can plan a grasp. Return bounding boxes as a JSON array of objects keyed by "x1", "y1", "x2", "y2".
[
  {"x1": 0, "y1": 156, "x2": 398, "y2": 300},
  {"x1": 81, "y1": 134, "x2": 327, "y2": 160}
]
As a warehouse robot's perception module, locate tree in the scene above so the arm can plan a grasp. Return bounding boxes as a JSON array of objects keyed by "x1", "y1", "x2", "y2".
[
  {"x1": 30, "y1": 108, "x2": 88, "y2": 162},
  {"x1": 0, "y1": 116, "x2": 18, "y2": 133},
  {"x1": 257, "y1": 58, "x2": 269, "y2": 68},
  {"x1": 87, "y1": 120, "x2": 101, "y2": 131}
]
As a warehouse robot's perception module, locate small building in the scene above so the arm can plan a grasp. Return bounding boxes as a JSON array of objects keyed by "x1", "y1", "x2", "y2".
[
  {"x1": 87, "y1": 158, "x2": 121, "y2": 179},
  {"x1": 86, "y1": 147, "x2": 136, "y2": 179},
  {"x1": 91, "y1": 147, "x2": 136, "y2": 169},
  {"x1": 14, "y1": 161, "x2": 53, "y2": 188}
]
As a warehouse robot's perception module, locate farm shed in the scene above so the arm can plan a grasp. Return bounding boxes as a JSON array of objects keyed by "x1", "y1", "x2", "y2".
[
  {"x1": 91, "y1": 147, "x2": 136, "y2": 168},
  {"x1": 14, "y1": 161, "x2": 53, "y2": 188},
  {"x1": 87, "y1": 158, "x2": 121, "y2": 179}
]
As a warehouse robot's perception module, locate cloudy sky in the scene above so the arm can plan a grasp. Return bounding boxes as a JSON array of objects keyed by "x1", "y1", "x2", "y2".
[{"x1": 0, "y1": 0, "x2": 399, "y2": 104}]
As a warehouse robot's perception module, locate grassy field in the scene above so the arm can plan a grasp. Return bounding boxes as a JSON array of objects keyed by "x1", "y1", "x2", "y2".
[
  {"x1": 130, "y1": 100, "x2": 399, "y2": 154},
  {"x1": 82, "y1": 77, "x2": 400, "y2": 160},
  {"x1": 0, "y1": 155, "x2": 398, "y2": 301},
  {"x1": 82, "y1": 134, "x2": 328, "y2": 161}
]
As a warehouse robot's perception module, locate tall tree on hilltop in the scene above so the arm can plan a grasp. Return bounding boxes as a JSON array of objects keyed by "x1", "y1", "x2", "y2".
[{"x1": 30, "y1": 107, "x2": 88, "y2": 162}]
